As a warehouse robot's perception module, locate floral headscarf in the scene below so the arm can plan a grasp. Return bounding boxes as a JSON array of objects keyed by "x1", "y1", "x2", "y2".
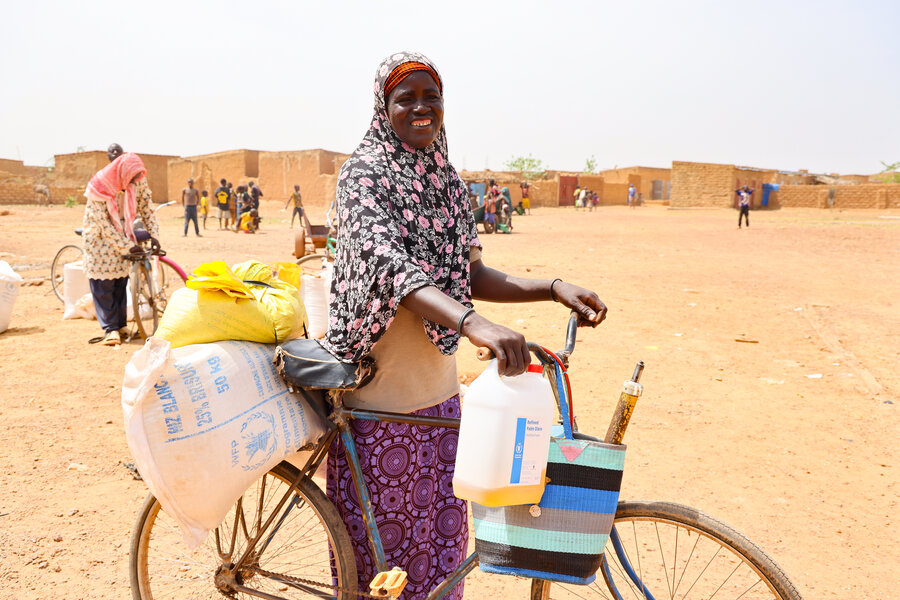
[
  {"x1": 85, "y1": 152, "x2": 146, "y2": 242},
  {"x1": 322, "y1": 51, "x2": 480, "y2": 363}
]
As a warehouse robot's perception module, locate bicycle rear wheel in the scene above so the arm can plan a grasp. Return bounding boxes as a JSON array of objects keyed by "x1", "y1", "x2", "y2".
[
  {"x1": 530, "y1": 501, "x2": 802, "y2": 600},
  {"x1": 130, "y1": 461, "x2": 357, "y2": 600},
  {"x1": 50, "y1": 244, "x2": 83, "y2": 302},
  {"x1": 130, "y1": 261, "x2": 158, "y2": 339}
]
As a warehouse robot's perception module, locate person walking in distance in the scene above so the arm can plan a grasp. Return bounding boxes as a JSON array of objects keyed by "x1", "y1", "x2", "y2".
[
  {"x1": 181, "y1": 178, "x2": 202, "y2": 237},
  {"x1": 628, "y1": 183, "x2": 637, "y2": 208},
  {"x1": 283, "y1": 184, "x2": 305, "y2": 228},
  {"x1": 736, "y1": 185, "x2": 753, "y2": 228},
  {"x1": 214, "y1": 178, "x2": 230, "y2": 229}
]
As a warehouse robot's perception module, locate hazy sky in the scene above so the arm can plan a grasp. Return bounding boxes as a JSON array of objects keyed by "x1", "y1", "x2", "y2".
[{"x1": 2, "y1": 0, "x2": 897, "y2": 175}]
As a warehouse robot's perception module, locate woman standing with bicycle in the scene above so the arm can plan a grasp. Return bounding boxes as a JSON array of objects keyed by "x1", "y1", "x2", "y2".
[
  {"x1": 83, "y1": 152, "x2": 159, "y2": 346},
  {"x1": 323, "y1": 52, "x2": 607, "y2": 599}
]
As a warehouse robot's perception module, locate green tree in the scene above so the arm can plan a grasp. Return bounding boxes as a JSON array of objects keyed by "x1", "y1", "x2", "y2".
[
  {"x1": 876, "y1": 160, "x2": 900, "y2": 183},
  {"x1": 583, "y1": 155, "x2": 597, "y2": 174},
  {"x1": 504, "y1": 154, "x2": 546, "y2": 180}
]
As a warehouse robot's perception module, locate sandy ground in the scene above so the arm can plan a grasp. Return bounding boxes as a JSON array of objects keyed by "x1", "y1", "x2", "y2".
[{"x1": 0, "y1": 201, "x2": 897, "y2": 599}]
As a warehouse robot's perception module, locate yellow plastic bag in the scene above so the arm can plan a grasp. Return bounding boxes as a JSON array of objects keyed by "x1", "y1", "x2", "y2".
[
  {"x1": 154, "y1": 260, "x2": 308, "y2": 348},
  {"x1": 272, "y1": 262, "x2": 302, "y2": 292}
]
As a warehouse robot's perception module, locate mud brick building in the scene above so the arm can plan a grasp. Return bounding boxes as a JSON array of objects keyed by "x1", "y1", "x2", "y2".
[
  {"x1": 460, "y1": 166, "x2": 672, "y2": 208},
  {"x1": 0, "y1": 152, "x2": 175, "y2": 205},
  {"x1": 670, "y1": 161, "x2": 899, "y2": 209},
  {"x1": 167, "y1": 149, "x2": 350, "y2": 215}
]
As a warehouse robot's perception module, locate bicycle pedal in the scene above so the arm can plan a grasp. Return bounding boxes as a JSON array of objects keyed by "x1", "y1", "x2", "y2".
[{"x1": 369, "y1": 567, "x2": 407, "y2": 598}]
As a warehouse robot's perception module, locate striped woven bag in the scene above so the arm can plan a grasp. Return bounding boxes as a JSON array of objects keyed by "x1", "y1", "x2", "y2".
[{"x1": 473, "y1": 356, "x2": 626, "y2": 585}]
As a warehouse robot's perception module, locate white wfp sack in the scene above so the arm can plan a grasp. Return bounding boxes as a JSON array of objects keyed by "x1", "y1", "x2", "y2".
[
  {"x1": 0, "y1": 261, "x2": 24, "y2": 333},
  {"x1": 301, "y1": 262, "x2": 333, "y2": 339},
  {"x1": 62, "y1": 261, "x2": 91, "y2": 320},
  {"x1": 122, "y1": 338, "x2": 328, "y2": 550}
]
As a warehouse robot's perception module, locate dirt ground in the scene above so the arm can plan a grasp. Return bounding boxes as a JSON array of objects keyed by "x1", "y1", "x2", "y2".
[{"x1": 0, "y1": 201, "x2": 897, "y2": 599}]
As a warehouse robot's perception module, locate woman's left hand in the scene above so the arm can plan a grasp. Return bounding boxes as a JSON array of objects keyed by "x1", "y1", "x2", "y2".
[{"x1": 553, "y1": 281, "x2": 608, "y2": 327}]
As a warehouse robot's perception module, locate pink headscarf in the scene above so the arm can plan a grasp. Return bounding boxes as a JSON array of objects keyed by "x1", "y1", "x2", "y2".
[{"x1": 85, "y1": 152, "x2": 147, "y2": 242}]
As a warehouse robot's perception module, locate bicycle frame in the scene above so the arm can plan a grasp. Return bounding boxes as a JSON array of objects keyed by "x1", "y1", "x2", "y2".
[{"x1": 223, "y1": 347, "x2": 648, "y2": 600}]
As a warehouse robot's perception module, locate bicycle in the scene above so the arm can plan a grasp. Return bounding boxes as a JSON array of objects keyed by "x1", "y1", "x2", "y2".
[
  {"x1": 122, "y1": 234, "x2": 188, "y2": 339},
  {"x1": 129, "y1": 314, "x2": 803, "y2": 600},
  {"x1": 50, "y1": 201, "x2": 188, "y2": 339}
]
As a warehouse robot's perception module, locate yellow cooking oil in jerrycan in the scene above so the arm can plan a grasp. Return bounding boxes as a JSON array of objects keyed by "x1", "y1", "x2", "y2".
[{"x1": 453, "y1": 360, "x2": 555, "y2": 506}]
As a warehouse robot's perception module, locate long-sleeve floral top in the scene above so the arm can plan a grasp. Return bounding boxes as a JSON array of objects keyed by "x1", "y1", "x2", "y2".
[{"x1": 82, "y1": 178, "x2": 159, "y2": 280}]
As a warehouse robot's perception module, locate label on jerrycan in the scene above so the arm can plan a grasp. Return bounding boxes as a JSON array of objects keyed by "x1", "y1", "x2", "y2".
[{"x1": 510, "y1": 417, "x2": 545, "y2": 485}]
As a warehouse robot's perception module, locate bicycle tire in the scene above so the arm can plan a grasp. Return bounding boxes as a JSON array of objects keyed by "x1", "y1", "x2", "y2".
[
  {"x1": 296, "y1": 253, "x2": 335, "y2": 268},
  {"x1": 50, "y1": 244, "x2": 83, "y2": 302},
  {"x1": 530, "y1": 501, "x2": 802, "y2": 600},
  {"x1": 130, "y1": 261, "x2": 158, "y2": 340},
  {"x1": 130, "y1": 461, "x2": 358, "y2": 600}
]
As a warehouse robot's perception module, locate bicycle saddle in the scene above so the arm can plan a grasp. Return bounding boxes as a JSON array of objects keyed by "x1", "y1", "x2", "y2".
[
  {"x1": 275, "y1": 339, "x2": 375, "y2": 391},
  {"x1": 75, "y1": 228, "x2": 83, "y2": 236}
]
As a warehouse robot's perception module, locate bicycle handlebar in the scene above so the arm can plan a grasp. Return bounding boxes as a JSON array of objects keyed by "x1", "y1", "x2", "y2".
[
  {"x1": 154, "y1": 201, "x2": 177, "y2": 214},
  {"x1": 475, "y1": 311, "x2": 580, "y2": 366}
]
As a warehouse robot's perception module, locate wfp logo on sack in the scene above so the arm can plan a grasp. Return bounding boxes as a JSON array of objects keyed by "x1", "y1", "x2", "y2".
[{"x1": 233, "y1": 411, "x2": 278, "y2": 472}]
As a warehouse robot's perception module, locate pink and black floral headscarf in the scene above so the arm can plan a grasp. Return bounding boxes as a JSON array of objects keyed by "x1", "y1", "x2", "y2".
[{"x1": 322, "y1": 51, "x2": 480, "y2": 363}]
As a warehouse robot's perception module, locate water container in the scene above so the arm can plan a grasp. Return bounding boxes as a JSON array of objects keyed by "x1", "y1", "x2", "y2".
[{"x1": 453, "y1": 360, "x2": 555, "y2": 506}]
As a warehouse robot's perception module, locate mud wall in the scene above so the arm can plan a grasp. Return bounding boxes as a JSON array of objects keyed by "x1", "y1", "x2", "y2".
[
  {"x1": 0, "y1": 182, "x2": 86, "y2": 205},
  {"x1": 54, "y1": 151, "x2": 175, "y2": 203},
  {"x1": 257, "y1": 149, "x2": 350, "y2": 216},
  {"x1": 671, "y1": 161, "x2": 737, "y2": 207},
  {"x1": 167, "y1": 150, "x2": 257, "y2": 204},
  {"x1": 773, "y1": 184, "x2": 900, "y2": 209}
]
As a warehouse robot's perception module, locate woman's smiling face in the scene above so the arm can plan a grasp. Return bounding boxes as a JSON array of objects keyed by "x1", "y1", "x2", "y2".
[{"x1": 386, "y1": 71, "x2": 444, "y2": 149}]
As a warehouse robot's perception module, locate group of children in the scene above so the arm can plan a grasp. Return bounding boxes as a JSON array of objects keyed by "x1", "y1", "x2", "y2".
[
  {"x1": 198, "y1": 179, "x2": 264, "y2": 233},
  {"x1": 573, "y1": 186, "x2": 599, "y2": 210}
]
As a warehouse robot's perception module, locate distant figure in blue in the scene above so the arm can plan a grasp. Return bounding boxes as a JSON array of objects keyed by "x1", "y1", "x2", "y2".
[
  {"x1": 628, "y1": 183, "x2": 637, "y2": 208},
  {"x1": 736, "y1": 185, "x2": 753, "y2": 228}
]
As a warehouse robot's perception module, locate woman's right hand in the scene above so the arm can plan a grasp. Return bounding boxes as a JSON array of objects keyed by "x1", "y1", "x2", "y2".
[{"x1": 461, "y1": 312, "x2": 531, "y2": 376}]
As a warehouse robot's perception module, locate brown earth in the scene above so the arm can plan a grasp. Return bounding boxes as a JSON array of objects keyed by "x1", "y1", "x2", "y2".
[{"x1": 0, "y1": 202, "x2": 898, "y2": 599}]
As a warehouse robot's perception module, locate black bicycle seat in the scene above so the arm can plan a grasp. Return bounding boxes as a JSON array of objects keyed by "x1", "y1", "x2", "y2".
[{"x1": 75, "y1": 228, "x2": 83, "y2": 236}]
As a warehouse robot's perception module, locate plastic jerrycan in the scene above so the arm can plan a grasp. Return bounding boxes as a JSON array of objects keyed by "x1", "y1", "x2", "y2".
[{"x1": 453, "y1": 360, "x2": 555, "y2": 506}]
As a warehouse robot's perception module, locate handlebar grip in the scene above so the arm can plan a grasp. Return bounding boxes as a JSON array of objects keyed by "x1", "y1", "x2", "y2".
[
  {"x1": 475, "y1": 347, "x2": 493, "y2": 361},
  {"x1": 555, "y1": 310, "x2": 578, "y2": 359}
]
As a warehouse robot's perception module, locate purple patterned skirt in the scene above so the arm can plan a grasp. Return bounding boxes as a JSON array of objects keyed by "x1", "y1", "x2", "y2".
[{"x1": 327, "y1": 395, "x2": 468, "y2": 600}]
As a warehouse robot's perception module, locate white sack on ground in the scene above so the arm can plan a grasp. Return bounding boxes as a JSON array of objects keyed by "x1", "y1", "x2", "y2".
[
  {"x1": 0, "y1": 260, "x2": 23, "y2": 332},
  {"x1": 62, "y1": 261, "x2": 90, "y2": 320},
  {"x1": 122, "y1": 338, "x2": 328, "y2": 550}
]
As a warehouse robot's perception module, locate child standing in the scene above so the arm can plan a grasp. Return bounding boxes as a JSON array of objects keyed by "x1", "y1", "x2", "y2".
[{"x1": 200, "y1": 190, "x2": 209, "y2": 230}]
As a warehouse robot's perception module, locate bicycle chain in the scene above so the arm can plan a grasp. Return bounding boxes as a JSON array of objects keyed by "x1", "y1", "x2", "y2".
[{"x1": 250, "y1": 566, "x2": 388, "y2": 599}]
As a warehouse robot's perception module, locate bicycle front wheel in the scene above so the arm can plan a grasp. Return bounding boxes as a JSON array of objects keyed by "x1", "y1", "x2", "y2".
[
  {"x1": 531, "y1": 501, "x2": 802, "y2": 600},
  {"x1": 50, "y1": 244, "x2": 83, "y2": 302},
  {"x1": 130, "y1": 262, "x2": 158, "y2": 339},
  {"x1": 154, "y1": 256, "x2": 186, "y2": 313},
  {"x1": 130, "y1": 461, "x2": 357, "y2": 600}
]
